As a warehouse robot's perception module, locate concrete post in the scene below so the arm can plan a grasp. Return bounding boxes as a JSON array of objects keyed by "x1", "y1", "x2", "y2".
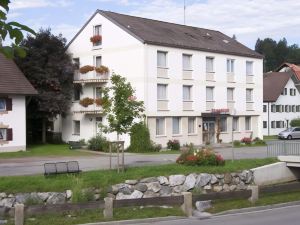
[
  {"x1": 103, "y1": 197, "x2": 114, "y2": 219},
  {"x1": 14, "y1": 204, "x2": 24, "y2": 225},
  {"x1": 248, "y1": 185, "x2": 259, "y2": 204},
  {"x1": 181, "y1": 192, "x2": 193, "y2": 217}
]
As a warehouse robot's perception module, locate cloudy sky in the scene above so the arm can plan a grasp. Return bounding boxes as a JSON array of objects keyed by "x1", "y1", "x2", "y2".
[{"x1": 6, "y1": 0, "x2": 300, "y2": 49}]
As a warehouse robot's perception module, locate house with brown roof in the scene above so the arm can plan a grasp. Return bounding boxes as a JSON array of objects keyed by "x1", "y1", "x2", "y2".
[
  {"x1": 0, "y1": 54, "x2": 37, "y2": 152},
  {"x1": 56, "y1": 10, "x2": 264, "y2": 147},
  {"x1": 263, "y1": 68, "x2": 300, "y2": 136}
]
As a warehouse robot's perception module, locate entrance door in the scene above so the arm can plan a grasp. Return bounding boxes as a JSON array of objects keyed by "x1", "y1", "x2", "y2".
[{"x1": 203, "y1": 121, "x2": 215, "y2": 144}]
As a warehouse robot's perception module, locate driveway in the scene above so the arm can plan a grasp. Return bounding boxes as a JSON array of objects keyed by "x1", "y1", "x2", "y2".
[{"x1": 0, "y1": 146, "x2": 268, "y2": 177}]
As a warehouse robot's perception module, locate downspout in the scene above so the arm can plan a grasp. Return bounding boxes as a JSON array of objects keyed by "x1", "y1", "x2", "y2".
[
  {"x1": 144, "y1": 44, "x2": 148, "y2": 125},
  {"x1": 268, "y1": 102, "x2": 270, "y2": 136}
]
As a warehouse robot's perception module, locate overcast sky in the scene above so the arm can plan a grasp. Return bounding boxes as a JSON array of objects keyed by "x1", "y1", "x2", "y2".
[{"x1": 7, "y1": 0, "x2": 300, "y2": 49}]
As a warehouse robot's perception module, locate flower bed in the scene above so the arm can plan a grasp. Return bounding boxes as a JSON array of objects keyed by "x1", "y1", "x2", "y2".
[
  {"x1": 79, "y1": 97, "x2": 94, "y2": 107},
  {"x1": 176, "y1": 147, "x2": 225, "y2": 166}
]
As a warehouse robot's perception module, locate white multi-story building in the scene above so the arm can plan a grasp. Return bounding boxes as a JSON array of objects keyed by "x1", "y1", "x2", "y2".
[
  {"x1": 263, "y1": 63, "x2": 300, "y2": 136},
  {"x1": 0, "y1": 54, "x2": 37, "y2": 152},
  {"x1": 58, "y1": 10, "x2": 264, "y2": 147}
]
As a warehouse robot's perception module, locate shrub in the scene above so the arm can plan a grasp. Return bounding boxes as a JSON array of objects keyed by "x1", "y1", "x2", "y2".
[
  {"x1": 127, "y1": 122, "x2": 153, "y2": 152},
  {"x1": 95, "y1": 65, "x2": 109, "y2": 74},
  {"x1": 167, "y1": 139, "x2": 180, "y2": 150},
  {"x1": 241, "y1": 137, "x2": 252, "y2": 145},
  {"x1": 233, "y1": 140, "x2": 241, "y2": 147},
  {"x1": 79, "y1": 65, "x2": 94, "y2": 74},
  {"x1": 151, "y1": 141, "x2": 162, "y2": 152},
  {"x1": 176, "y1": 147, "x2": 225, "y2": 166},
  {"x1": 79, "y1": 97, "x2": 94, "y2": 107},
  {"x1": 88, "y1": 135, "x2": 109, "y2": 152},
  {"x1": 290, "y1": 118, "x2": 300, "y2": 127},
  {"x1": 253, "y1": 137, "x2": 266, "y2": 145}
]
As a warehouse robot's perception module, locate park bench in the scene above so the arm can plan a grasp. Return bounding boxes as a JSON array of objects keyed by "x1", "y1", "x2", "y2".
[
  {"x1": 44, "y1": 161, "x2": 81, "y2": 176},
  {"x1": 69, "y1": 141, "x2": 83, "y2": 150}
]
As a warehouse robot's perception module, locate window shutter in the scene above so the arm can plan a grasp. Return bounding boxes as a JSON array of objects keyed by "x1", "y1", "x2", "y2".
[
  {"x1": 7, "y1": 128, "x2": 13, "y2": 141},
  {"x1": 6, "y1": 98, "x2": 12, "y2": 111}
]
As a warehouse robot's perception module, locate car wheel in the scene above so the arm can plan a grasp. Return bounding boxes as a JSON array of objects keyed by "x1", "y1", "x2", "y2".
[{"x1": 287, "y1": 135, "x2": 292, "y2": 140}]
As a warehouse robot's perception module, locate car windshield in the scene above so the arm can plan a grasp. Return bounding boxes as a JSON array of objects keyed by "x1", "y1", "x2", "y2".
[{"x1": 283, "y1": 128, "x2": 294, "y2": 132}]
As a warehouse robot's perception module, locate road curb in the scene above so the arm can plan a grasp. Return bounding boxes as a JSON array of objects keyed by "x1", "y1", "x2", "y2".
[
  {"x1": 78, "y1": 216, "x2": 186, "y2": 225},
  {"x1": 213, "y1": 200, "x2": 300, "y2": 216}
]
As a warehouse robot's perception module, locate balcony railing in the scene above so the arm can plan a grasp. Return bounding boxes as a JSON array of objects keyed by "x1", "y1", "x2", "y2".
[
  {"x1": 73, "y1": 70, "x2": 109, "y2": 84},
  {"x1": 72, "y1": 102, "x2": 103, "y2": 114}
]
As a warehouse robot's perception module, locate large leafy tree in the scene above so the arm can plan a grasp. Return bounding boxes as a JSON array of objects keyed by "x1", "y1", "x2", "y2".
[
  {"x1": 15, "y1": 29, "x2": 74, "y2": 143},
  {"x1": 255, "y1": 38, "x2": 300, "y2": 72},
  {"x1": 0, "y1": 0, "x2": 35, "y2": 58}
]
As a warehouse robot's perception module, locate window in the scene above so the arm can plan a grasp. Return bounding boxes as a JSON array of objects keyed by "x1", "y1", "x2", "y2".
[
  {"x1": 271, "y1": 121, "x2": 275, "y2": 128},
  {"x1": 245, "y1": 116, "x2": 251, "y2": 130},
  {"x1": 188, "y1": 117, "x2": 196, "y2": 134},
  {"x1": 292, "y1": 105, "x2": 296, "y2": 112},
  {"x1": 0, "y1": 99, "x2": 6, "y2": 111},
  {"x1": 156, "y1": 117, "x2": 165, "y2": 135},
  {"x1": 263, "y1": 105, "x2": 267, "y2": 112},
  {"x1": 95, "y1": 87, "x2": 102, "y2": 99},
  {"x1": 276, "y1": 121, "x2": 284, "y2": 128},
  {"x1": 73, "y1": 58, "x2": 80, "y2": 70},
  {"x1": 276, "y1": 105, "x2": 281, "y2": 113},
  {"x1": 93, "y1": 25, "x2": 102, "y2": 46},
  {"x1": 206, "y1": 87, "x2": 214, "y2": 101},
  {"x1": 289, "y1": 105, "x2": 292, "y2": 112},
  {"x1": 157, "y1": 51, "x2": 167, "y2": 68},
  {"x1": 206, "y1": 57, "x2": 214, "y2": 72},
  {"x1": 0, "y1": 128, "x2": 7, "y2": 140},
  {"x1": 73, "y1": 88, "x2": 80, "y2": 101},
  {"x1": 281, "y1": 105, "x2": 285, "y2": 112},
  {"x1": 271, "y1": 104, "x2": 276, "y2": 112},
  {"x1": 297, "y1": 106, "x2": 300, "y2": 112},
  {"x1": 246, "y1": 89, "x2": 253, "y2": 102},
  {"x1": 220, "y1": 117, "x2": 227, "y2": 132},
  {"x1": 183, "y1": 85, "x2": 192, "y2": 101},
  {"x1": 285, "y1": 105, "x2": 289, "y2": 112},
  {"x1": 227, "y1": 59, "x2": 234, "y2": 73},
  {"x1": 182, "y1": 54, "x2": 192, "y2": 70},
  {"x1": 157, "y1": 84, "x2": 167, "y2": 100},
  {"x1": 290, "y1": 88, "x2": 297, "y2": 96},
  {"x1": 263, "y1": 121, "x2": 267, "y2": 129},
  {"x1": 227, "y1": 88, "x2": 234, "y2": 101},
  {"x1": 95, "y1": 56, "x2": 102, "y2": 67},
  {"x1": 246, "y1": 61, "x2": 253, "y2": 75},
  {"x1": 233, "y1": 117, "x2": 239, "y2": 131},
  {"x1": 281, "y1": 88, "x2": 287, "y2": 95},
  {"x1": 73, "y1": 121, "x2": 80, "y2": 135},
  {"x1": 172, "y1": 117, "x2": 181, "y2": 135}
]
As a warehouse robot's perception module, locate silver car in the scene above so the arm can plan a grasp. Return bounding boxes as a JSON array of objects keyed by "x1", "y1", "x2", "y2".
[{"x1": 278, "y1": 127, "x2": 300, "y2": 140}]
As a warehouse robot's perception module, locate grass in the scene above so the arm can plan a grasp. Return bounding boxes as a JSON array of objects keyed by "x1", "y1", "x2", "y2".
[
  {"x1": 138, "y1": 150, "x2": 181, "y2": 155},
  {"x1": 207, "y1": 189, "x2": 300, "y2": 214},
  {"x1": 234, "y1": 142, "x2": 267, "y2": 148},
  {"x1": 0, "y1": 158, "x2": 277, "y2": 195},
  {"x1": 263, "y1": 135, "x2": 278, "y2": 141},
  {"x1": 0, "y1": 144, "x2": 90, "y2": 159},
  {"x1": 5, "y1": 206, "x2": 184, "y2": 225}
]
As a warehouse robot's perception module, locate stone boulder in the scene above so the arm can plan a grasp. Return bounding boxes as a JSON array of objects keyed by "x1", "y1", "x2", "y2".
[
  {"x1": 140, "y1": 177, "x2": 158, "y2": 183},
  {"x1": 0, "y1": 198, "x2": 15, "y2": 208},
  {"x1": 146, "y1": 182, "x2": 161, "y2": 193},
  {"x1": 195, "y1": 173, "x2": 211, "y2": 188},
  {"x1": 182, "y1": 174, "x2": 196, "y2": 191},
  {"x1": 195, "y1": 200, "x2": 212, "y2": 212},
  {"x1": 46, "y1": 193, "x2": 66, "y2": 205},
  {"x1": 169, "y1": 175, "x2": 186, "y2": 186},
  {"x1": 159, "y1": 186, "x2": 173, "y2": 196},
  {"x1": 157, "y1": 176, "x2": 169, "y2": 185},
  {"x1": 135, "y1": 183, "x2": 148, "y2": 192}
]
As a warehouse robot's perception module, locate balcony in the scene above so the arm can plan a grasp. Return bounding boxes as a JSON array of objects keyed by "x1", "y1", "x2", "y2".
[
  {"x1": 72, "y1": 103, "x2": 103, "y2": 115},
  {"x1": 182, "y1": 70, "x2": 193, "y2": 80},
  {"x1": 246, "y1": 75, "x2": 254, "y2": 84},
  {"x1": 246, "y1": 102, "x2": 254, "y2": 111},
  {"x1": 157, "y1": 67, "x2": 168, "y2": 78},
  {"x1": 227, "y1": 73, "x2": 235, "y2": 83},
  {"x1": 183, "y1": 101, "x2": 193, "y2": 111},
  {"x1": 73, "y1": 70, "x2": 109, "y2": 84},
  {"x1": 157, "y1": 100, "x2": 168, "y2": 111},
  {"x1": 206, "y1": 101, "x2": 215, "y2": 111}
]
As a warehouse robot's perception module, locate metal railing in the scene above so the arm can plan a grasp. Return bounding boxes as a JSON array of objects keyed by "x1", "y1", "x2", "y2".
[{"x1": 267, "y1": 141, "x2": 300, "y2": 157}]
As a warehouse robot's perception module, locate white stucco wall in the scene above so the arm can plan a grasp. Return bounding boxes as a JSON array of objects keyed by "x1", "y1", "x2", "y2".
[
  {"x1": 263, "y1": 78, "x2": 300, "y2": 136},
  {"x1": 0, "y1": 95, "x2": 26, "y2": 152}
]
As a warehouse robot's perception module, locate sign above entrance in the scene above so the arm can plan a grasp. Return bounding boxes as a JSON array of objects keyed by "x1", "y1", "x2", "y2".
[{"x1": 211, "y1": 108, "x2": 230, "y2": 114}]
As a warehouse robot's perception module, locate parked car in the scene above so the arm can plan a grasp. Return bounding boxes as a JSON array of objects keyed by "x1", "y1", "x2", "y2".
[{"x1": 278, "y1": 127, "x2": 300, "y2": 140}]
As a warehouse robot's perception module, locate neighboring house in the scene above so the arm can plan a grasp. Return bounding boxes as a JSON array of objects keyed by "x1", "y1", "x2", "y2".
[
  {"x1": 0, "y1": 54, "x2": 37, "y2": 152},
  {"x1": 56, "y1": 10, "x2": 263, "y2": 147},
  {"x1": 263, "y1": 63, "x2": 300, "y2": 136}
]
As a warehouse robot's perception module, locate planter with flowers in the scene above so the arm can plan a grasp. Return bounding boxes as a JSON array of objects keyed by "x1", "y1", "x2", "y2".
[
  {"x1": 95, "y1": 65, "x2": 109, "y2": 75},
  {"x1": 90, "y1": 35, "x2": 102, "y2": 45},
  {"x1": 79, "y1": 65, "x2": 94, "y2": 74},
  {"x1": 95, "y1": 98, "x2": 103, "y2": 107},
  {"x1": 79, "y1": 97, "x2": 94, "y2": 108}
]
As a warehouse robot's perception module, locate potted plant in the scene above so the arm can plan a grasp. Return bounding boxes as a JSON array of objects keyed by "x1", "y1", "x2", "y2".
[
  {"x1": 79, "y1": 97, "x2": 94, "y2": 107},
  {"x1": 79, "y1": 65, "x2": 94, "y2": 74},
  {"x1": 90, "y1": 35, "x2": 102, "y2": 44},
  {"x1": 95, "y1": 65, "x2": 109, "y2": 74}
]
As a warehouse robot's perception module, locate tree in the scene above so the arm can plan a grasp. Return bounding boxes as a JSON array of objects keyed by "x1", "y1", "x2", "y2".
[
  {"x1": 15, "y1": 29, "x2": 74, "y2": 143},
  {"x1": 0, "y1": 0, "x2": 35, "y2": 58},
  {"x1": 102, "y1": 73, "x2": 145, "y2": 138}
]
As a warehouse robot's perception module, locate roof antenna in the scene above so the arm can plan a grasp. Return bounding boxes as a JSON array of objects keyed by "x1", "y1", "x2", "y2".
[{"x1": 184, "y1": 0, "x2": 186, "y2": 25}]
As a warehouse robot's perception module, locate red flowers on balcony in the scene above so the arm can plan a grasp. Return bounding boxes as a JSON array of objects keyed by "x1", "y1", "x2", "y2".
[
  {"x1": 95, "y1": 98, "x2": 103, "y2": 106},
  {"x1": 79, "y1": 97, "x2": 94, "y2": 107},
  {"x1": 95, "y1": 65, "x2": 109, "y2": 74},
  {"x1": 90, "y1": 35, "x2": 102, "y2": 44},
  {"x1": 79, "y1": 65, "x2": 94, "y2": 74}
]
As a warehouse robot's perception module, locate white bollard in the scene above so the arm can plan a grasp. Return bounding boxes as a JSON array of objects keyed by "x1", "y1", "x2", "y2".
[{"x1": 14, "y1": 204, "x2": 24, "y2": 225}]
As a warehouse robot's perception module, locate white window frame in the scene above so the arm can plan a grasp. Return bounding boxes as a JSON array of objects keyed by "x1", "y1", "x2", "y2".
[
  {"x1": 245, "y1": 116, "x2": 251, "y2": 131},
  {"x1": 227, "y1": 88, "x2": 234, "y2": 101},
  {"x1": 188, "y1": 117, "x2": 196, "y2": 134},
  {"x1": 182, "y1": 54, "x2": 192, "y2": 71},
  {"x1": 93, "y1": 25, "x2": 102, "y2": 46},
  {"x1": 246, "y1": 89, "x2": 253, "y2": 102},
  {"x1": 157, "y1": 84, "x2": 167, "y2": 100},
  {"x1": 233, "y1": 117, "x2": 239, "y2": 131},
  {"x1": 220, "y1": 117, "x2": 227, "y2": 132},
  {"x1": 95, "y1": 87, "x2": 102, "y2": 99},
  {"x1": 227, "y1": 59, "x2": 235, "y2": 73},
  {"x1": 157, "y1": 51, "x2": 167, "y2": 68},
  {"x1": 172, "y1": 117, "x2": 181, "y2": 135},
  {"x1": 156, "y1": 117, "x2": 165, "y2": 136},
  {"x1": 206, "y1": 87, "x2": 214, "y2": 101},
  {"x1": 0, "y1": 128, "x2": 7, "y2": 140},
  {"x1": 206, "y1": 57, "x2": 214, "y2": 73},
  {"x1": 95, "y1": 55, "x2": 102, "y2": 67},
  {"x1": 73, "y1": 120, "x2": 80, "y2": 135},
  {"x1": 246, "y1": 61, "x2": 253, "y2": 75},
  {"x1": 183, "y1": 85, "x2": 192, "y2": 101}
]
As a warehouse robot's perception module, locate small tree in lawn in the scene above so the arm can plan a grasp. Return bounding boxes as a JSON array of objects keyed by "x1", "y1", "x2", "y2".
[
  {"x1": 102, "y1": 73, "x2": 145, "y2": 139},
  {"x1": 102, "y1": 73, "x2": 144, "y2": 172}
]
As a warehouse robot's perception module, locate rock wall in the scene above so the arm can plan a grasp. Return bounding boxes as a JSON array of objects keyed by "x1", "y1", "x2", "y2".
[{"x1": 108, "y1": 171, "x2": 253, "y2": 200}]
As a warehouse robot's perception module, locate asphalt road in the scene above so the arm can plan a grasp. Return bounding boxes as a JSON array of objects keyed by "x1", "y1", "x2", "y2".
[
  {"x1": 126, "y1": 204, "x2": 300, "y2": 225},
  {"x1": 0, "y1": 146, "x2": 269, "y2": 176}
]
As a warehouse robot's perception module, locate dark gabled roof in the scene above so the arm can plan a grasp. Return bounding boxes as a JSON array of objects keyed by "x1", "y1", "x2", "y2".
[
  {"x1": 68, "y1": 10, "x2": 263, "y2": 59},
  {"x1": 263, "y1": 72, "x2": 291, "y2": 102},
  {"x1": 276, "y1": 63, "x2": 300, "y2": 80},
  {"x1": 0, "y1": 54, "x2": 37, "y2": 95}
]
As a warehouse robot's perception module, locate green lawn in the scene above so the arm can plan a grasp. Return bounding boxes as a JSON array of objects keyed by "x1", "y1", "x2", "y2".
[
  {"x1": 0, "y1": 144, "x2": 90, "y2": 159},
  {"x1": 263, "y1": 135, "x2": 278, "y2": 141},
  {"x1": 0, "y1": 158, "x2": 277, "y2": 195},
  {"x1": 208, "y1": 189, "x2": 300, "y2": 214},
  {"x1": 4, "y1": 207, "x2": 184, "y2": 225}
]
